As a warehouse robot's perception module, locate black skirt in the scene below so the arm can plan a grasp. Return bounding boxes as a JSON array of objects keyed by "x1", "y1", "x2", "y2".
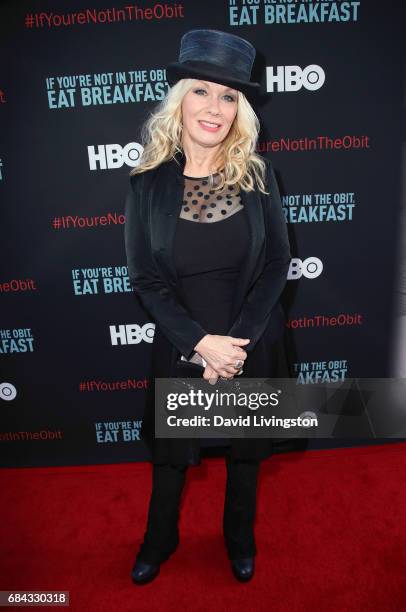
[{"x1": 140, "y1": 323, "x2": 294, "y2": 467}]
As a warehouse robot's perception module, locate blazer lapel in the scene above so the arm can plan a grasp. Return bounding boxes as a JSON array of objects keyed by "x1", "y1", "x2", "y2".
[
  {"x1": 149, "y1": 157, "x2": 185, "y2": 287},
  {"x1": 149, "y1": 152, "x2": 265, "y2": 318},
  {"x1": 229, "y1": 186, "x2": 265, "y2": 323}
]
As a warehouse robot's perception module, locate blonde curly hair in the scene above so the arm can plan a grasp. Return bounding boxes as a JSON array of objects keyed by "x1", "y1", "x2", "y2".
[{"x1": 129, "y1": 78, "x2": 269, "y2": 195}]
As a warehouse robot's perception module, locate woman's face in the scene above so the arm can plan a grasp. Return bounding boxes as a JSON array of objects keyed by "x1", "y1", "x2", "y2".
[{"x1": 181, "y1": 79, "x2": 238, "y2": 148}]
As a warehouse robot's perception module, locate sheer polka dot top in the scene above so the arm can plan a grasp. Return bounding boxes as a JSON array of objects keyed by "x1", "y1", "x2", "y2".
[{"x1": 181, "y1": 172, "x2": 244, "y2": 222}]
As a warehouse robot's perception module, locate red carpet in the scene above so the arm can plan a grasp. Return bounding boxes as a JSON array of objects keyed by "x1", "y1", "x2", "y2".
[{"x1": 1, "y1": 443, "x2": 405, "y2": 611}]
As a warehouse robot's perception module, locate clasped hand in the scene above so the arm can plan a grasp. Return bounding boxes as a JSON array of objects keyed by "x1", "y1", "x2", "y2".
[{"x1": 194, "y1": 334, "x2": 250, "y2": 385}]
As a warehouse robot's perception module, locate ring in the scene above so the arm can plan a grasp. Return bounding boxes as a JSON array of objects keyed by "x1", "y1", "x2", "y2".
[{"x1": 235, "y1": 360, "x2": 243, "y2": 369}]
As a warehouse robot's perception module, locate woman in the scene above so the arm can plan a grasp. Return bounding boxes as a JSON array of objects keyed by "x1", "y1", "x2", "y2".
[{"x1": 124, "y1": 29, "x2": 292, "y2": 584}]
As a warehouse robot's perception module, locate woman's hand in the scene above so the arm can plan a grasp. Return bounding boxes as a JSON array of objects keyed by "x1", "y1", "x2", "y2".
[
  {"x1": 194, "y1": 334, "x2": 249, "y2": 380},
  {"x1": 203, "y1": 363, "x2": 220, "y2": 385},
  {"x1": 202, "y1": 362, "x2": 244, "y2": 385}
]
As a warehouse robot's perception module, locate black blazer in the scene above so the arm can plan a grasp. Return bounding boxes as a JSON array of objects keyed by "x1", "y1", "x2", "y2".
[{"x1": 124, "y1": 150, "x2": 291, "y2": 361}]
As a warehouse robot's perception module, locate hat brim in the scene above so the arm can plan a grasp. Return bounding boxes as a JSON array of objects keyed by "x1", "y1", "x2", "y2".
[{"x1": 166, "y1": 62, "x2": 261, "y2": 103}]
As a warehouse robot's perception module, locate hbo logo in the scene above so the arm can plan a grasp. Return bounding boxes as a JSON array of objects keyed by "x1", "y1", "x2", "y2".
[
  {"x1": 266, "y1": 65, "x2": 325, "y2": 92},
  {"x1": 88, "y1": 143, "x2": 144, "y2": 170},
  {"x1": 0, "y1": 382, "x2": 17, "y2": 401},
  {"x1": 288, "y1": 257, "x2": 323, "y2": 280},
  {"x1": 110, "y1": 323, "x2": 155, "y2": 346}
]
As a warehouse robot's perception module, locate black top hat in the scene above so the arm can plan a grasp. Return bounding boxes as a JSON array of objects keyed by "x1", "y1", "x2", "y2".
[{"x1": 166, "y1": 29, "x2": 261, "y2": 102}]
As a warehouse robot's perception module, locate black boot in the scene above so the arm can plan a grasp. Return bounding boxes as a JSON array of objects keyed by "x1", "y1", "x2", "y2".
[
  {"x1": 230, "y1": 557, "x2": 255, "y2": 582},
  {"x1": 131, "y1": 559, "x2": 160, "y2": 585},
  {"x1": 223, "y1": 456, "x2": 260, "y2": 572},
  {"x1": 132, "y1": 463, "x2": 188, "y2": 585}
]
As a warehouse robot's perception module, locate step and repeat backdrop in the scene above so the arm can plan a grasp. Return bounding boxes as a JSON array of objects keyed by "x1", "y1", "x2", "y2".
[{"x1": 0, "y1": 1, "x2": 404, "y2": 466}]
